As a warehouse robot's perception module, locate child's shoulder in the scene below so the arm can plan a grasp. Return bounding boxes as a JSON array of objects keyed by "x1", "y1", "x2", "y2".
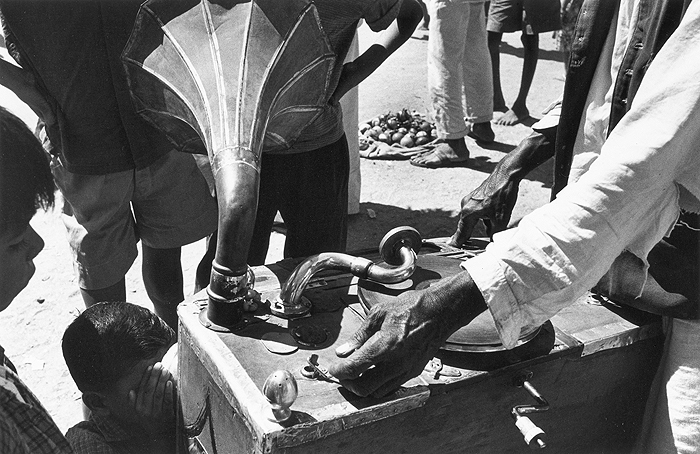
[{"x1": 65, "y1": 420, "x2": 112, "y2": 454}]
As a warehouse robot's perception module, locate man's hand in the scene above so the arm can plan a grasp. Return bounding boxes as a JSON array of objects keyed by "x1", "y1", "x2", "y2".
[
  {"x1": 449, "y1": 170, "x2": 520, "y2": 246},
  {"x1": 328, "y1": 271, "x2": 486, "y2": 397},
  {"x1": 449, "y1": 130, "x2": 557, "y2": 246},
  {"x1": 129, "y1": 362, "x2": 176, "y2": 436}
]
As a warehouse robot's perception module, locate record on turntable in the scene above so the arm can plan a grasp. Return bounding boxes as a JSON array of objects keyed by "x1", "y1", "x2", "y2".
[{"x1": 357, "y1": 253, "x2": 542, "y2": 352}]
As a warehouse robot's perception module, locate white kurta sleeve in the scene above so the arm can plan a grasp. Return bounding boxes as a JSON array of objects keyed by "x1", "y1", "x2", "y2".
[{"x1": 465, "y1": 2, "x2": 700, "y2": 349}]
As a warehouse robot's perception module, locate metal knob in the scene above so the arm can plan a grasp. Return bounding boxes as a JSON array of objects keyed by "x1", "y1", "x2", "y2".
[{"x1": 263, "y1": 370, "x2": 298, "y2": 422}]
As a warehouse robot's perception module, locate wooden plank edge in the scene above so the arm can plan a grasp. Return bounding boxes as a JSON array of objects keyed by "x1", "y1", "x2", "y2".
[
  {"x1": 578, "y1": 320, "x2": 663, "y2": 356},
  {"x1": 263, "y1": 386, "x2": 430, "y2": 449}
]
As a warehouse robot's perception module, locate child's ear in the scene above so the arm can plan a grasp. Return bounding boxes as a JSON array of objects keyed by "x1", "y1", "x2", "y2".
[{"x1": 82, "y1": 392, "x2": 109, "y2": 417}]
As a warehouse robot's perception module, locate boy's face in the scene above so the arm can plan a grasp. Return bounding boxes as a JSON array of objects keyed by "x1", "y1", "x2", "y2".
[
  {"x1": 0, "y1": 220, "x2": 44, "y2": 311},
  {"x1": 98, "y1": 346, "x2": 172, "y2": 429}
]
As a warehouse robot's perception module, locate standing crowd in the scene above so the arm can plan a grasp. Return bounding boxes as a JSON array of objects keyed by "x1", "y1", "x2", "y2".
[{"x1": 1, "y1": 0, "x2": 699, "y2": 453}]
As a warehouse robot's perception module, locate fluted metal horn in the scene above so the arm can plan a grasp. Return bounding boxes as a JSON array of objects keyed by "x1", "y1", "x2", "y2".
[{"x1": 122, "y1": 0, "x2": 336, "y2": 328}]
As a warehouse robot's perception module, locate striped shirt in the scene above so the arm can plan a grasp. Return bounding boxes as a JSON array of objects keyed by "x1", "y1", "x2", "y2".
[
  {"x1": 66, "y1": 412, "x2": 198, "y2": 454},
  {"x1": 0, "y1": 348, "x2": 74, "y2": 454}
]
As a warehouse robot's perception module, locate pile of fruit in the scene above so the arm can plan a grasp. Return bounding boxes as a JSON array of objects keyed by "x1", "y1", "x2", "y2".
[{"x1": 359, "y1": 108, "x2": 437, "y2": 148}]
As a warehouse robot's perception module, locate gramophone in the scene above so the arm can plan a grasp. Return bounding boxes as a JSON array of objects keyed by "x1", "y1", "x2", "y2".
[
  {"x1": 121, "y1": 4, "x2": 665, "y2": 452},
  {"x1": 122, "y1": 0, "x2": 337, "y2": 328}
]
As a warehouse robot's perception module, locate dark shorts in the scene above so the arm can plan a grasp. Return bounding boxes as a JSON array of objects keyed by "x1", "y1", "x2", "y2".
[
  {"x1": 248, "y1": 136, "x2": 350, "y2": 265},
  {"x1": 51, "y1": 150, "x2": 218, "y2": 289},
  {"x1": 487, "y1": 0, "x2": 562, "y2": 34}
]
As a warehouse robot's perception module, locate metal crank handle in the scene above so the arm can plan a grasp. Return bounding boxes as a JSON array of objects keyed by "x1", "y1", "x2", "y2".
[{"x1": 512, "y1": 371, "x2": 549, "y2": 450}]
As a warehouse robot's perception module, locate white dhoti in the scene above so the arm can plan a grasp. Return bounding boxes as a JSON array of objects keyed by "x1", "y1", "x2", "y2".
[{"x1": 636, "y1": 318, "x2": 700, "y2": 453}]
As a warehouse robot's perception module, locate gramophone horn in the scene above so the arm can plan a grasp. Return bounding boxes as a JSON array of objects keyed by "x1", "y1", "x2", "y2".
[{"x1": 122, "y1": 0, "x2": 336, "y2": 327}]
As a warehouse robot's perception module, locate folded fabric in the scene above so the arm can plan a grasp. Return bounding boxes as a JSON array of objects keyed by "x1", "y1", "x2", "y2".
[{"x1": 359, "y1": 138, "x2": 439, "y2": 160}]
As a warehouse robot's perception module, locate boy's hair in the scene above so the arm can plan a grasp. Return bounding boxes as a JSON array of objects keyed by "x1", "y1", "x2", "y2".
[
  {"x1": 62, "y1": 302, "x2": 176, "y2": 393},
  {"x1": 0, "y1": 106, "x2": 54, "y2": 229}
]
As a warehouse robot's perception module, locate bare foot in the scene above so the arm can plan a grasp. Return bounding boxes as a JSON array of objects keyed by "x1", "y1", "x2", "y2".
[
  {"x1": 410, "y1": 139, "x2": 469, "y2": 168},
  {"x1": 468, "y1": 122, "x2": 495, "y2": 143},
  {"x1": 494, "y1": 106, "x2": 529, "y2": 126}
]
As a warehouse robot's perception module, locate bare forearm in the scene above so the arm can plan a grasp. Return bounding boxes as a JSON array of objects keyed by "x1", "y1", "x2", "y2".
[
  {"x1": 0, "y1": 56, "x2": 30, "y2": 95},
  {"x1": 354, "y1": 1, "x2": 421, "y2": 77},
  {"x1": 0, "y1": 56, "x2": 54, "y2": 122},
  {"x1": 499, "y1": 129, "x2": 556, "y2": 181},
  {"x1": 333, "y1": 0, "x2": 422, "y2": 101}
]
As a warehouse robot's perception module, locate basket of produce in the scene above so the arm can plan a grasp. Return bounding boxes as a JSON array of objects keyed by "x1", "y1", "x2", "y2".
[{"x1": 359, "y1": 108, "x2": 439, "y2": 159}]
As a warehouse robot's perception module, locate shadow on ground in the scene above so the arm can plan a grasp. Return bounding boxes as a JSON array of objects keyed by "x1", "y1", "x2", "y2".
[
  {"x1": 500, "y1": 42, "x2": 564, "y2": 63},
  {"x1": 432, "y1": 152, "x2": 554, "y2": 190},
  {"x1": 347, "y1": 202, "x2": 489, "y2": 252}
]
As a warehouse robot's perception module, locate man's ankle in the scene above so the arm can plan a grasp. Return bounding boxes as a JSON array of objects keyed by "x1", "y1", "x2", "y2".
[
  {"x1": 470, "y1": 122, "x2": 495, "y2": 143},
  {"x1": 445, "y1": 138, "x2": 469, "y2": 156}
]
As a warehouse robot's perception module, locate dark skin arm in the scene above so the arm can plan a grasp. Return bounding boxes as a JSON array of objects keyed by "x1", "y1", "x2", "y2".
[
  {"x1": 449, "y1": 127, "x2": 556, "y2": 245},
  {"x1": 328, "y1": 270, "x2": 487, "y2": 397},
  {"x1": 595, "y1": 245, "x2": 699, "y2": 320},
  {"x1": 329, "y1": 0, "x2": 423, "y2": 104},
  {"x1": 0, "y1": 56, "x2": 55, "y2": 125}
]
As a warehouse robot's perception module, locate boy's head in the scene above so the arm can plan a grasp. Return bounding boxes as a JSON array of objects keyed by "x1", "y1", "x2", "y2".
[
  {"x1": 0, "y1": 106, "x2": 54, "y2": 310},
  {"x1": 62, "y1": 302, "x2": 176, "y2": 425}
]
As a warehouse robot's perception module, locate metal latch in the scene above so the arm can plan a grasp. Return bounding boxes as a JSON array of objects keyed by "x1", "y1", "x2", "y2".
[
  {"x1": 424, "y1": 357, "x2": 462, "y2": 379},
  {"x1": 300, "y1": 354, "x2": 340, "y2": 384}
]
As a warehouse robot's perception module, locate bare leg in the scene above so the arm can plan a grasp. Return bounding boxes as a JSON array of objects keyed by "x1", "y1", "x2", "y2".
[
  {"x1": 80, "y1": 278, "x2": 127, "y2": 307},
  {"x1": 496, "y1": 32, "x2": 538, "y2": 126},
  {"x1": 80, "y1": 279, "x2": 147, "y2": 423},
  {"x1": 418, "y1": 0, "x2": 429, "y2": 29},
  {"x1": 194, "y1": 231, "x2": 217, "y2": 293},
  {"x1": 142, "y1": 245, "x2": 184, "y2": 331},
  {"x1": 488, "y1": 31, "x2": 507, "y2": 113},
  {"x1": 468, "y1": 122, "x2": 495, "y2": 143}
]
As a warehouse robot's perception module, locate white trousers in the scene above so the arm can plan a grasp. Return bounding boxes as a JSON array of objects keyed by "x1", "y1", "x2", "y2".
[
  {"x1": 427, "y1": 0, "x2": 493, "y2": 139},
  {"x1": 636, "y1": 318, "x2": 700, "y2": 453}
]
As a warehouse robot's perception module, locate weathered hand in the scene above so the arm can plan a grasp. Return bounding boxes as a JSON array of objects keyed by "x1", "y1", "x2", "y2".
[
  {"x1": 129, "y1": 362, "x2": 176, "y2": 435},
  {"x1": 449, "y1": 171, "x2": 520, "y2": 246},
  {"x1": 328, "y1": 271, "x2": 486, "y2": 397},
  {"x1": 449, "y1": 130, "x2": 556, "y2": 246}
]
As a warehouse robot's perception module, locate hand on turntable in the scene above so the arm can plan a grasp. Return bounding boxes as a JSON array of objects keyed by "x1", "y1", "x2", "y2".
[
  {"x1": 449, "y1": 166, "x2": 520, "y2": 246},
  {"x1": 449, "y1": 131, "x2": 556, "y2": 246},
  {"x1": 327, "y1": 271, "x2": 487, "y2": 397}
]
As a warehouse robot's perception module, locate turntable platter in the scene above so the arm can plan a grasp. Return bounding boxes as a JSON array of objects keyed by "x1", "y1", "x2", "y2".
[{"x1": 357, "y1": 255, "x2": 541, "y2": 352}]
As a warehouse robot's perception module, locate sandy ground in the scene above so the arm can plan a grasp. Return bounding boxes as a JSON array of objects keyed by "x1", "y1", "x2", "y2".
[{"x1": 0, "y1": 25, "x2": 564, "y2": 433}]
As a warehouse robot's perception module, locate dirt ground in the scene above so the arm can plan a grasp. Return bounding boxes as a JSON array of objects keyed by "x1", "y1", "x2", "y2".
[{"x1": 0, "y1": 26, "x2": 565, "y2": 433}]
